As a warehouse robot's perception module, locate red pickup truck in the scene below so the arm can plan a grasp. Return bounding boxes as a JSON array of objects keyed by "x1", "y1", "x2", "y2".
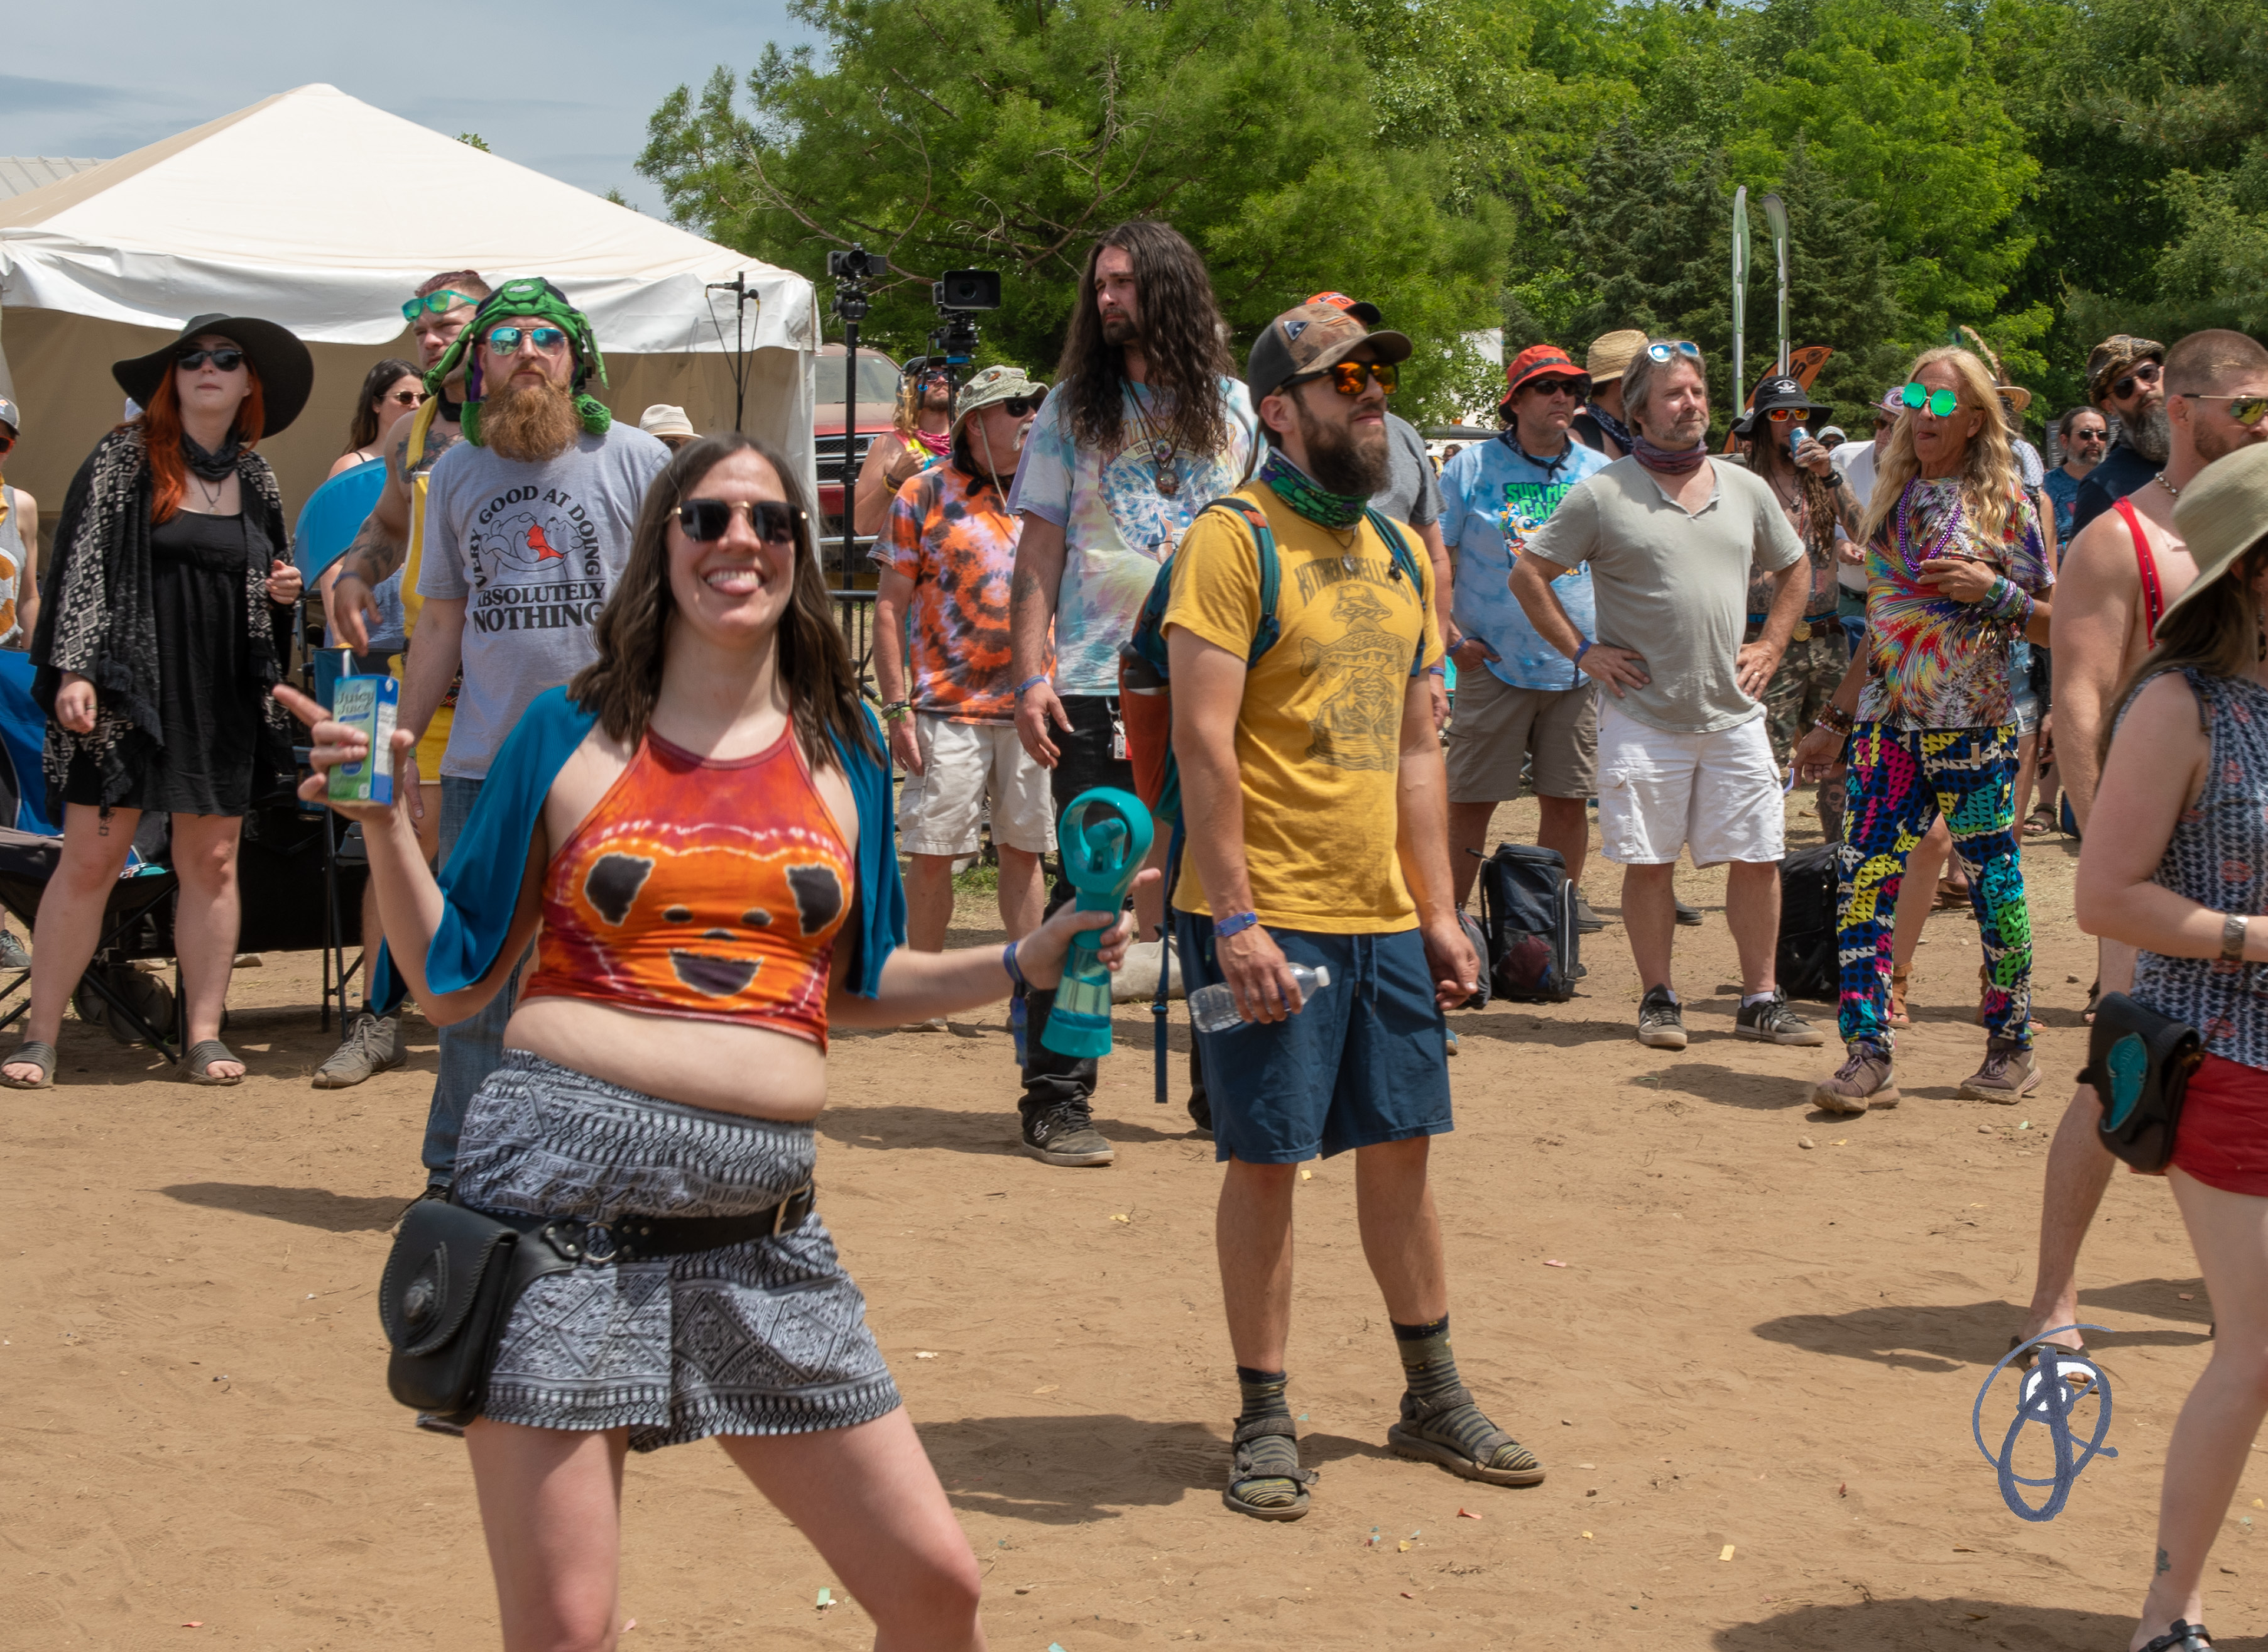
[{"x1": 813, "y1": 343, "x2": 903, "y2": 566}]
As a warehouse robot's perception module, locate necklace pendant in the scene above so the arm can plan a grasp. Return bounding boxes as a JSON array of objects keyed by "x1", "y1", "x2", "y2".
[
  {"x1": 1155, "y1": 467, "x2": 1179, "y2": 498},
  {"x1": 1343, "y1": 552, "x2": 1359, "y2": 572}
]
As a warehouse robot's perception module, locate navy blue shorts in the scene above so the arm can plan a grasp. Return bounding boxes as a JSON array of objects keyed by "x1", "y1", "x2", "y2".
[{"x1": 1174, "y1": 912, "x2": 1454, "y2": 1164}]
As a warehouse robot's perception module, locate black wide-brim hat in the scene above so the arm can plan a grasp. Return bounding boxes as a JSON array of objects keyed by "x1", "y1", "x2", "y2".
[
  {"x1": 111, "y1": 313, "x2": 315, "y2": 438},
  {"x1": 1730, "y1": 373, "x2": 1823, "y2": 440}
]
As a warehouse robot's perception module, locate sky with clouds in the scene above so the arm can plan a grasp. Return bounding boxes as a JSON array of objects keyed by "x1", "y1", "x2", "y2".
[{"x1": 2, "y1": 0, "x2": 813, "y2": 214}]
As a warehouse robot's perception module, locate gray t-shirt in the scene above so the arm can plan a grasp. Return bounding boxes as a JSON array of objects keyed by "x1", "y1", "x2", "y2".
[
  {"x1": 1371, "y1": 412, "x2": 1441, "y2": 528},
  {"x1": 1524, "y1": 456, "x2": 1806, "y2": 735},
  {"x1": 420, "y1": 422, "x2": 672, "y2": 777}
]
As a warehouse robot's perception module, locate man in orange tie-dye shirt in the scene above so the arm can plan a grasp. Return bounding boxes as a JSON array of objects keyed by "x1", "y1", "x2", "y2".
[{"x1": 873, "y1": 366, "x2": 1057, "y2": 1005}]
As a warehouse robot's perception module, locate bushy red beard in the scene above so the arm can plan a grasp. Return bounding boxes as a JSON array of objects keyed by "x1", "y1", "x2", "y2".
[{"x1": 483, "y1": 375, "x2": 579, "y2": 462}]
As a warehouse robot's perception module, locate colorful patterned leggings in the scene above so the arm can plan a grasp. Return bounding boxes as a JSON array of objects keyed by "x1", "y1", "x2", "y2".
[{"x1": 1837, "y1": 723, "x2": 2032, "y2": 1051}]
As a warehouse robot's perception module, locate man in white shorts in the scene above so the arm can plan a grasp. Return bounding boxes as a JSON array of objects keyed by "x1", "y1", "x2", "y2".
[
  {"x1": 1511, "y1": 339, "x2": 1825, "y2": 1050},
  {"x1": 873, "y1": 366, "x2": 1056, "y2": 1014}
]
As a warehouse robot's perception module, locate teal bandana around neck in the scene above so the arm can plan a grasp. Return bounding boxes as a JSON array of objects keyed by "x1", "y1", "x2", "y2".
[{"x1": 1260, "y1": 447, "x2": 1367, "y2": 528}]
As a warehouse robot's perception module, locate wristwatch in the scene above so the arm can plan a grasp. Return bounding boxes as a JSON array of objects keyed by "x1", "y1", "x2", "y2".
[{"x1": 2223, "y1": 912, "x2": 2249, "y2": 963}]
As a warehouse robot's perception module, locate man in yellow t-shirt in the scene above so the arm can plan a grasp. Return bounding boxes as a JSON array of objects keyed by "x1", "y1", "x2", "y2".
[{"x1": 1165, "y1": 300, "x2": 1537, "y2": 1523}]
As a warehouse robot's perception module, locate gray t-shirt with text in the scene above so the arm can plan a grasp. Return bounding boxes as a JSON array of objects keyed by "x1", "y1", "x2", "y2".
[
  {"x1": 1524, "y1": 456, "x2": 1805, "y2": 736},
  {"x1": 419, "y1": 421, "x2": 672, "y2": 777}
]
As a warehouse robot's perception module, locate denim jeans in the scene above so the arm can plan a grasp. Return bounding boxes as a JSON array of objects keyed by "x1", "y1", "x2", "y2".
[
  {"x1": 1021, "y1": 694, "x2": 1205, "y2": 1116},
  {"x1": 421, "y1": 775, "x2": 531, "y2": 1187}
]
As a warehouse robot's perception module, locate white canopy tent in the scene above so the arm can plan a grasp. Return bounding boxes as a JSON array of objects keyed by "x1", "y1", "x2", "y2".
[{"x1": 0, "y1": 85, "x2": 817, "y2": 563}]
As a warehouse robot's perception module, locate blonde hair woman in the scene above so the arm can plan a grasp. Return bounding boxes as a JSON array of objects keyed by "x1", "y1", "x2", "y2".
[{"x1": 1793, "y1": 346, "x2": 2056, "y2": 1111}]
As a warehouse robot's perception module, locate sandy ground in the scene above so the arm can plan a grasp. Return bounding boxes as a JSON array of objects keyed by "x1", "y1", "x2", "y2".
[{"x1": 1, "y1": 794, "x2": 2256, "y2": 1651}]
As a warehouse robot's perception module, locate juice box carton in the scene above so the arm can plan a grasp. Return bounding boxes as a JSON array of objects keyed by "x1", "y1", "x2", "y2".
[{"x1": 328, "y1": 673, "x2": 399, "y2": 806}]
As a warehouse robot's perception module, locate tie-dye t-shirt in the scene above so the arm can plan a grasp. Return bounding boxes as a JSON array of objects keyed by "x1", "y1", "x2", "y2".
[
  {"x1": 1437, "y1": 435, "x2": 1608, "y2": 689},
  {"x1": 1856, "y1": 477, "x2": 2053, "y2": 730},
  {"x1": 873, "y1": 462, "x2": 1031, "y2": 725},
  {"x1": 1007, "y1": 377, "x2": 1260, "y2": 695}
]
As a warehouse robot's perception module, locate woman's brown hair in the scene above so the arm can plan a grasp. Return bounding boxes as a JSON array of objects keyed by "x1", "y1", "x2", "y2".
[
  {"x1": 133, "y1": 358, "x2": 267, "y2": 525},
  {"x1": 2100, "y1": 535, "x2": 2268, "y2": 770},
  {"x1": 345, "y1": 357, "x2": 422, "y2": 457},
  {"x1": 570, "y1": 432, "x2": 878, "y2": 770}
]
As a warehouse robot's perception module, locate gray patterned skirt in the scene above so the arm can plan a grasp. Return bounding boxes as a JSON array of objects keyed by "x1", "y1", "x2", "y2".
[{"x1": 452, "y1": 1050, "x2": 900, "y2": 1452}]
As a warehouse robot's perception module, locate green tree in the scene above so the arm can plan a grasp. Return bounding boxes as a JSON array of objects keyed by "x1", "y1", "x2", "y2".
[{"x1": 638, "y1": 0, "x2": 1512, "y2": 424}]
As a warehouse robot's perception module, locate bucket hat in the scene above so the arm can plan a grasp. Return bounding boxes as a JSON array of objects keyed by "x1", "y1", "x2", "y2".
[
  {"x1": 1730, "y1": 375, "x2": 1823, "y2": 440},
  {"x1": 638, "y1": 405, "x2": 696, "y2": 442},
  {"x1": 1498, "y1": 345, "x2": 1587, "y2": 412},
  {"x1": 2087, "y1": 334, "x2": 2166, "y2": 405},
  {"x1": 2156, "y1": 445, "x2": 2268, "y2": 628},
  {"x1": 950, "y1": 365, "x2": 1046, "y2": 435},
  {"x1": 111, "y1": 314, "x2": 315, "y2": 437}
]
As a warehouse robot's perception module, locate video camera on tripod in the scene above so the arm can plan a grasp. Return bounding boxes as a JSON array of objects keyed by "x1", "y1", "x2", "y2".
[{"x1": 929, "y1": 269, "x2": 1001, "y2": 385}]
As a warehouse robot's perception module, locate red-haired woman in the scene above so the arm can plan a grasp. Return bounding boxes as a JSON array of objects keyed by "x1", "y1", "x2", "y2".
[{"x1": 1, "y1": 314, "x2": 315, "y2": 1089}]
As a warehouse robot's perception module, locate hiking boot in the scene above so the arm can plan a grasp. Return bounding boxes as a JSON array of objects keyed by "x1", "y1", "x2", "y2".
[
  {"x1": 1958, "y1": 1040, "x2": 2041, "y2": 1104},
  {"x1": 1020, "y1": 1099, "x2": 1115, "y2": 1166},
  {"x1": 0, "y1": 929, "x2": 29, "y2": 970},
  {"x1": 313, "y1": 1011, "x2": 404, "y2": 1090},
  {"x1": 1673, "y1": 897, "x2": 1704, "y2": 927},
  {"x1": 1813, "y1": 1044, "x2": 1899, "y2": 1114},
  {"x1": 1735, "y1": 989, "x2": 1826, "y2": 1046},
  {"x1": 1637, "y1": 987, "x2": 1687, "y2": 1050},
  {"x1": 1573, "y1": 893, "x2": 1606, "y2": 934}
]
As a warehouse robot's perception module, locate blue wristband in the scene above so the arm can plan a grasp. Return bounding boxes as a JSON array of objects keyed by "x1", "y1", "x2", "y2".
[
  {"x1": 1573, "y1": 639, "x2": 1593, "y2": 666},
  {"x1": 1012, "y1": 674, "x2": 1050, "y2": 700},
  {"x1": 1214, "y1": 909, "x2": 1261, "y2": 939},
  {"x1": 1001, "y1": 939, "x2": 1027, "y2": 992}
]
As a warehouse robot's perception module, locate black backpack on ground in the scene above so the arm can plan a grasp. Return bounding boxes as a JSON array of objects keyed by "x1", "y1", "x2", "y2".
[
  {"x1": 1475, "y1": 843, "x2": 1580, "y2": 1003},
  {"x1": 1776, "y1": 844, "x2": 1841, "y2": 1004}
]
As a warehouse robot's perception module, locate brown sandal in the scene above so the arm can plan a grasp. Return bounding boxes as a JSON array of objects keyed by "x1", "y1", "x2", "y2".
[{"x1": 1888, "y1": 970, "x2": 1910, "y2": 1028}]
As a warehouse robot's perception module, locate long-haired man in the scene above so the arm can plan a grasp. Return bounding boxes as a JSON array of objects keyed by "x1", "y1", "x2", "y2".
[{"x1": 1005, "y1": 219, "x2": 1260, "y2": 1164}]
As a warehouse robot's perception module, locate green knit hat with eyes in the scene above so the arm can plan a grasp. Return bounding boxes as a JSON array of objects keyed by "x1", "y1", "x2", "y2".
[{"x1": 427, "y1": 276, "x2": 612, "y2": 446}]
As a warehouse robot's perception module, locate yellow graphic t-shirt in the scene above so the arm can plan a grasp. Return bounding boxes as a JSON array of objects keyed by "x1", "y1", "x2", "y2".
[{"x1": 1163, "y1": 485, "x2": 1442, "y2": 932}]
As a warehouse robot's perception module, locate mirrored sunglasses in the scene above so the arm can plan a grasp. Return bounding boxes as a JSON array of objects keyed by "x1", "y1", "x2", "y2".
[
  {"x1": 1295, "y1": 360, "x2": 1398, "y2": 397},
  {"x1": 678, "y1": 498, "x2": 805, "y2": 544},
  {"x1": 403, "y1": 290, "x2": 480, "y2": 321},
  {"x1": 1900, "y1": 382, "x2": 1961, "y2": 418},
  {"x1": 176, "y1": 347, "x2": 244, "y2": 373},
  {"x1": 486, "y1": 325, "x2": 569, "y2": 356},
  {"x1": 1764, "y1": 405, "x2": 1809, "y2": 422},
  {"x1": 1645, "y1": 340, "x2": 1703, "y2": 364},
  {"x1": 2183, "y1": 393, "x2": 2268, "y2": 429}
]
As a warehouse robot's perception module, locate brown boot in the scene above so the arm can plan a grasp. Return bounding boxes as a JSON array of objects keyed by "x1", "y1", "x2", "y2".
[
  {"x1": 1958, "y1": 1039, "x2": 2040, "y2": 1104},
  {"x1": 1813, "y1": 1044, "x2": 1900, "y2": 1115}
]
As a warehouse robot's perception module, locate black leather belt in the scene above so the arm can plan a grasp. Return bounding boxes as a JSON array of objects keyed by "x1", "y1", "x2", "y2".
[{"x1": 496, "y1": 1183, "x2": 817, "y2": 1265}]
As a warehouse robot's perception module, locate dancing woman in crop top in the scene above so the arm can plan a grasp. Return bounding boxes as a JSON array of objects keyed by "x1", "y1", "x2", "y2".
[{"x1": 283, "y1": 432, "x2": 1145, "y2": 1652}]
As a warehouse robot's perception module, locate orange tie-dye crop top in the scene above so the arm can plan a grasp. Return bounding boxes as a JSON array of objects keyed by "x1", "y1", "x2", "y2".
[{"x1": 520, "y1": 724, "x2": 854, "y2": 1046}]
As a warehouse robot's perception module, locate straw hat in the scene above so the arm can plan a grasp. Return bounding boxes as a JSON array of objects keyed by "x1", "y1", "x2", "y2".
[
  {"x1": 2157, "y1": 444, "x2": 2268, "y2": 627},
  {"x1": 1584, "y1": 329, "x2": 1649, "y2": 387}
]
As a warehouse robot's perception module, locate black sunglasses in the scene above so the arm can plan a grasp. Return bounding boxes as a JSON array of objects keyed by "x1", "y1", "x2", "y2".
[
  {"x1": 2111, "y1": 362, "x2": 2162, "y2": 400},
  {"x1": 996, "y1": 397, "x2": 1043, "y2": 418},
  {"x1": 177, "y1": 347, "x2": 244, "y2": 372},
  {"x1": 678, "y1": 497, "x2": 805, "y2": 544}
]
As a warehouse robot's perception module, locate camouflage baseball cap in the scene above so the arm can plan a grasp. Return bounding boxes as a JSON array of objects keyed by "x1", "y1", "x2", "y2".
[
  {"x1": 1246, "y1": 302, "x2": 1412, "y2": 403},
  {"x1": 2086, "y1": 333, "x2": 2165, "y2": 403}
]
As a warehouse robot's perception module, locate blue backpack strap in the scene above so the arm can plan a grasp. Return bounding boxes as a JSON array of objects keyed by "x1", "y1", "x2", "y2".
[{"x1": 1362, "y1": 508, "x2": 1433, "y2": 674}]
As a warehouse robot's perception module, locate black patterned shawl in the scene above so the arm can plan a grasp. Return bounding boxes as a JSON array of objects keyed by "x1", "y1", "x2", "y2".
[{"x1": 29, "y1": 426, "x2": 295, "y2": 813}]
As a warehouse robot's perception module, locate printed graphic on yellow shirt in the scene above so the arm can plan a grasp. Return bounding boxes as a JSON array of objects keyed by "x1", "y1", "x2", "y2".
[{"x1": 1301, "y1": 581, "x2": 1406, "y2": 771}]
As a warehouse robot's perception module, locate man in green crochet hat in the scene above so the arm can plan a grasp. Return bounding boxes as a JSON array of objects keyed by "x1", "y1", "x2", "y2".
[{"x1": 396, "y1": 274, "x2": 673, "y2": 1203}]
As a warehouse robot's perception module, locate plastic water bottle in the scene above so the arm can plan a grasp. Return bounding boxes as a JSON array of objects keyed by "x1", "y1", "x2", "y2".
[{"x1": 1189, "y1": 965, "x2": 1333, "y2": 1034}]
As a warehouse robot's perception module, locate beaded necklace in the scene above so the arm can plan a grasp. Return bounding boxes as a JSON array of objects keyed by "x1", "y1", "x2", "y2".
[{"x1": 1894, "y1": 477, "x2": 1968, "y2": 577}]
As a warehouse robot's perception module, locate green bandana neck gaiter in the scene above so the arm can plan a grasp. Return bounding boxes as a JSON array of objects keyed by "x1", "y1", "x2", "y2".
[{"x1": 1260, "y1": 447, "x2": 1368, "y2": 529}]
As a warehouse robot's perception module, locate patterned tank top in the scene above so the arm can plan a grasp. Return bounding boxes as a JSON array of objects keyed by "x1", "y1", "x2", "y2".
[
  {"x1": 520, "y1": 724, "x2": 854, "y2": 1047},
  {"x1": 2132, "y1": 669, "x2": 2268, "y2": 1071}
]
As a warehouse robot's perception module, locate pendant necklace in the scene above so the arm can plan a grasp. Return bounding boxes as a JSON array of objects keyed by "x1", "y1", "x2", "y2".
[
  {"x1": 194, "y1": 474, "x2": 225, "y2": 511},
  {"x1": 1128, "y1": 391, "x2": 1179, "y2": 497}
]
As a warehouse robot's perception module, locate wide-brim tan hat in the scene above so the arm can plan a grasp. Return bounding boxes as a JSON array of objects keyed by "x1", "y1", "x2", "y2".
[
  {"x1": 1585, "y1": 328, "x2": 1649, "y2": 386},
  {"x1": 2159, "y1": 444, "x2": 2268, "y2": 627}
]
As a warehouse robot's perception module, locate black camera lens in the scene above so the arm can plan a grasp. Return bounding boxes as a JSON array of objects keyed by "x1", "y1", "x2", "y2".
[{"x1": 934, "y1": 270, "x2": 1002, "y2": 311}]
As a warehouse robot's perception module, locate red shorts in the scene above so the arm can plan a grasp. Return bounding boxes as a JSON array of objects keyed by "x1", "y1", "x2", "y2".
[{"x1": 2169, "y1": 1052, "x2": 2268, "y2": 1196}]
